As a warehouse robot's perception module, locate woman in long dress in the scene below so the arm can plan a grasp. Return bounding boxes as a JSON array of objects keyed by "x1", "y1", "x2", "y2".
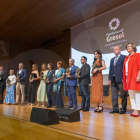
[
  {"x1": 4, "y1": 70, "x2": 16, "y2": 104},
  {"x1": 123, "y1": 43, "x2": 140, "y2": 117},
  {"x1": 91, "y1": 50, "x2": 106, "y2": 113},
  {"x1": 28, "y1": 64, "x2": 39, "y2": 106},
  {"x1": 52, "y1": 61, "x2": 65, "y2": 108},
  {"x1": 36, "y1": 63, "x2": 48, "y2": 107}
]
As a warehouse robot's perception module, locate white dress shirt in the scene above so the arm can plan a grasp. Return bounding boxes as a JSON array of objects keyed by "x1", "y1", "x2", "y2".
[
  {"x1": 125, "y1": 57, "x2": 130, "y2": 76},
  {"x1": 18, "y1": 69, "x2": 23, "y2": 74}
]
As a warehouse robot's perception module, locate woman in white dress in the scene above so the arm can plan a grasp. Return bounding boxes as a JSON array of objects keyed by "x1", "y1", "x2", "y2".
[
  {"x1": 4, "y1": 70, "x2": 16, "y2": 104},
  {"x1": 36, "y1": 63, "x2": 48, "y2": 107}
]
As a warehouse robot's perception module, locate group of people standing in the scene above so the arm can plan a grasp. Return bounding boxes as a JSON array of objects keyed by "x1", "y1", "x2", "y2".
[{"x1": 0, "y1": 43, "x2": 140, "y2": 116}]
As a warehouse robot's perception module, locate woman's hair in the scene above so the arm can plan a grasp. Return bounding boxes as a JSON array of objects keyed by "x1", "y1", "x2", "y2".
[
  {"x1": 41, "y1": 63, "x2": 47, "y2": 70},
  {"x1": 126, "y1": 43, "x2": 137, "y2": 52},
  {"x1": 48, "y1": 63, "x2": 55, "y2": 70},
  {"x1": 93, "y1": 50, "x2": 102, "y2": 66},
  {"x1": 57, "y1": 61, "x2": 64, "y2": 67},
  {"x1": 32, "y1": 64, "x2": 38, "y2": 71}
]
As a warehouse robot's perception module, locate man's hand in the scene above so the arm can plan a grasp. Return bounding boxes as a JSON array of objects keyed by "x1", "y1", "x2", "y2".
[
  {"x1": 108, "y1": 80, "x2": 111, "y2": 85},
  {"x1": 67, "y1": 75, "x2": 71, "y2": 78},
  {"x1": 65, "y1": 73, "x2": 69, "y2": 76}
]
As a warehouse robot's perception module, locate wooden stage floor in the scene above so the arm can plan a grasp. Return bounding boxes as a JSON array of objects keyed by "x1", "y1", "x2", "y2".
[{"x1": 0, "y1": 103, "x2": 140, "y2": 140}]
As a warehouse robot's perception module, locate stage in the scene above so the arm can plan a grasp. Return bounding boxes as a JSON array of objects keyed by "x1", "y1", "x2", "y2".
[{"x1": 0, "y1": 103, "x2": 139, "y2": 140}]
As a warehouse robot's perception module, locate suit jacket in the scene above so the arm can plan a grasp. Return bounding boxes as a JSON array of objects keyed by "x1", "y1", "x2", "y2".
[
  {"x1": 47, "y1": 70, "x2": 55, "y2": 83},
  {"x1": 109, "y1": 54, "x2": 126, "y2": 83},
  {"x1": 79, "y1": 63, "x2": 90, "y2": 85},
  {"x1": 17, "y1": 69, "x2": 27, "y2": 85},
  {"x1": 66, "y1": 65, "x2": 78, "y2": 87},
  {"x1": 0, "y1": 71, "x2": 8, "y2": 87}
]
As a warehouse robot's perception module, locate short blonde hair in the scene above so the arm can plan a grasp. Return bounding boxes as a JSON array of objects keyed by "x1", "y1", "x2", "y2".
[{"x1": 126, "y1": 43, "x2": 137, "y2": 52}]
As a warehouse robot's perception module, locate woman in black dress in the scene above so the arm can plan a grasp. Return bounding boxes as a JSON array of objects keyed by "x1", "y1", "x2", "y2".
[{"x1": 28, "y1": 64, "x2": 39, "y2": 106}]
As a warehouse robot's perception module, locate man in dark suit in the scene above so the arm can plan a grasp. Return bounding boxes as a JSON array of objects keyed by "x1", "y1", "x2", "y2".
[
  {"x1": 0, "y1": 66, "x2": 8, "y2": 104},
  {"x1": 108, "y1": 46, "x2": 127, "y2": 114},
  {"x1": 15, "y1": 63, "x2": 27, "y2": 106},
  {"x1": 76, "y1": 56, "x2": 90, "y2": 111},
  {"x1": 66, "y1": 58, "x2": 78, "y2": 109}
]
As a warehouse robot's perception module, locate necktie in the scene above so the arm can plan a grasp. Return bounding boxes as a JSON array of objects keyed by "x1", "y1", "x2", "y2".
[{"x1": 114, "y1": 56, "x2": 118, "y2": 66}]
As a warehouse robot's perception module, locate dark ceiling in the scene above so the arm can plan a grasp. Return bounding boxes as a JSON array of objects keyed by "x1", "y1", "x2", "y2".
[{"x1": 0, "y1": 0, "x2": 131, "y2": 47}]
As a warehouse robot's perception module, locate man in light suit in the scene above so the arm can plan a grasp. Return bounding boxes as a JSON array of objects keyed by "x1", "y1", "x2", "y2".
[
  {"x1": 76, "y1": 56, "x2": 90, "y2": 111},
  {"x1": 15, "y1": 63, "x2": 27, "y2": 106},
  {"x1": 66, "y1": 58, "x2": 78, "y2": 109},
  {"x1": 0, "y1": 66, "x2": 8, "y2": 104},
  {"x1": 108, "y1": 46, "x2": 127, "y2": 114}
]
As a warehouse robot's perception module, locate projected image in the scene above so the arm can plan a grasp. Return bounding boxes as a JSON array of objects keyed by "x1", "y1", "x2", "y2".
[{"x1": 71, "y1": 0, "x2": 140, "y2": 75}]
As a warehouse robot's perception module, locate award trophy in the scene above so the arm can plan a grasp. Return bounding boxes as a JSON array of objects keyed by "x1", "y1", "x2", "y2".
[
  {"x1": 66, "y1": 68, "x2": 71, "y2": 75},
  {"x1": 92, "y1": 63, "x2": 98, "y2": 73},
  {"x1": 6, "y1": 78, "x2": 11, "y2": 85},
  {"x1": 29, "y1": 74, "x2": 34, "y2": 82},
  {"x1": 44, "y1": 75, "x2": 49, "y2": 83},
  {"x1": 76, "y1": 68, "x2": 80, "y2": 76},
  {"x1": 52, "y1": 74, "x2": 57, "y2": 82},
  {"x1": 40, "y1": 71, "x2": 44, "y2": 79},
  {"x1": 17, "y1": 73, "x2": 21, "y2": 82}
]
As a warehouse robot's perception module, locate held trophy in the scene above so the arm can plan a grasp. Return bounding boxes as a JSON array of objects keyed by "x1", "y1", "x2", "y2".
[
  {"x1": 66, "y1": 68, "x2": 71, "y2": 75},
  {"x1": 44, "y1": 75, "x2": 49, "y2": 83},
  {"x1": 92, "y1": 63, "x2": 98, "y2": 74},
  {"x1": 76, "y1": 67, "x2": 80, "y2": 76},
  {"x1": 6, "y1": 78, "x2": 11, "y2": 86},
  {"x1": 17, "y1": 73, "x2": 21, "y2": 82},
  {"x1": 29, "y1": 74, "x2": 34, "y2": 82},
  {"x1": 40, "y1": 71, "x2": 44, "y2": 79},
  {"x1": 52, "y1": 74, "x2": 57, "y2": 82}
]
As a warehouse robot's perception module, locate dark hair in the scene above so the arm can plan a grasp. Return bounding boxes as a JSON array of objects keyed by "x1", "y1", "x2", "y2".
[
  {"x1": 48, "y1": 63, "x2": 55, "y2": 70},
  {"x1": 81, "y1": 56, "x2": 87, "y2": 61},
  {"x1": 57, "y1": 61, "x2": 64, "y2": 67},
  {"x1": 93, "y1": 50, "x2": 102, "y2": 66}
]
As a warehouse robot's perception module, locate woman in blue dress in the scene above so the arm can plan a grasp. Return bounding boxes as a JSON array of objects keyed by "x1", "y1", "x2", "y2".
[
  {"x1": 4, "y1": 70, "x2": 16, "y2": 104},
  {"x1": 52, "y1": 61, "x2": 65, "y2": 108}
]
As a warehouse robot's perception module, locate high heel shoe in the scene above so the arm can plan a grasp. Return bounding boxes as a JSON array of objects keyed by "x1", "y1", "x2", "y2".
[
  {"x1": 94, "y1": 106, "x2": 99, "y2": 112},
  {"x1": 97, "y1": 106, "x2": 103, "y2": 113},
  {"x1": 133, "y1": 115, "x2": 139, "y2": 117},
  {"x1": 130, "y1": 114, "x2": 134, "y2": 116}
]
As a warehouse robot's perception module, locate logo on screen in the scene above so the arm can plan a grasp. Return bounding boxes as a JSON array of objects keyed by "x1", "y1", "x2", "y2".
[{"x1": 109, "y1": 18, "x2": 120, "y2": 30}]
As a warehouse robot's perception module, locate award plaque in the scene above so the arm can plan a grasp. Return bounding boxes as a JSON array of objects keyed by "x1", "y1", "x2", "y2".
[
  {"x1": 52, "y1": 74, "x2": 57, "y2": 82},
  {"x1": 76, "y1": 68, "x2": 80, "y2": 76},
  {"x1": 40, "y1": 71, "x2": 44, "y2": 79},
  {"x1": 44, "y1": 75, "x2": 49, "y2": 83},
  {"x1": 17, "y1": 73, "x2": 21, "y2": 82}
]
